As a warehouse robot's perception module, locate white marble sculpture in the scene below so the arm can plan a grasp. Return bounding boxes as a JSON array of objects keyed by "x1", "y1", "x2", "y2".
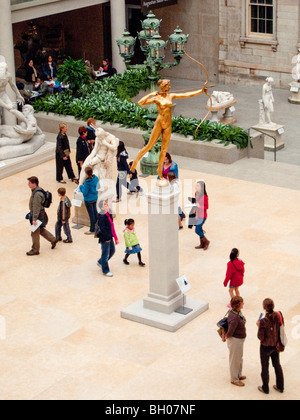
[
  {"x1": 0, "y1": 55, "x2": 45, "y2": 161},
  {"x1": 208, "y1": 91, "x2": 234, "y2": 107},
  {"x1": 261, "y1": 77, "x2": 275, "y2": 126},
  {"x1": 79, "y1": 127, "x2": 119, "y2": 185}
]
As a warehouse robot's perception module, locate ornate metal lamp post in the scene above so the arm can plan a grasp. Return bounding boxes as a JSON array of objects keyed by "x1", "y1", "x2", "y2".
[{"x1": 116, "y1": 11, "x2": 189, "y2": 175}]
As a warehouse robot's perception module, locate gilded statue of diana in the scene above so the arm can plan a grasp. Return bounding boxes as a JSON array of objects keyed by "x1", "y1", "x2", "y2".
[{"x1": 130, "y1": 79, "x2": 207, "y2": 182}]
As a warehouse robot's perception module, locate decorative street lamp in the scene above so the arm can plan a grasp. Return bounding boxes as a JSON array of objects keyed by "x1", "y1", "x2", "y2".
[{"x1": 116, "y1": 11, "x2": 189, "y2": 175}]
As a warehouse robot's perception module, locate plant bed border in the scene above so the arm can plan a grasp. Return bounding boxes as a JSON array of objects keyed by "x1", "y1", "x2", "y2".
[{"x1": 35, "y1": 112, "x2": 264, "y2": 165}]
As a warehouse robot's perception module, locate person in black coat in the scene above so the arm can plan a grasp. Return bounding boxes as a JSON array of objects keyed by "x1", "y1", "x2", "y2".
[
  {"x1": 56, "y1": 123, "x2": 78, "y2": 184},
  {"x1": 96, "y1": 200, "x2": 119, "y2": 277},
  {"x1": 76, "y1": 126, "x2": 91, "y2": 177},
  {"x1": 114, "y1": 141, "x2": 131, "y2": 202}
]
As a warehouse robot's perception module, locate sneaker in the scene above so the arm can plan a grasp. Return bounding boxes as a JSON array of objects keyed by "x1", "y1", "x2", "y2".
[
  {"x1": 104, "y1": 272, "x2": 113, "y2": 277},
  {"x1": 63, "y1": 239, "x2": 73, "y2": 243}
]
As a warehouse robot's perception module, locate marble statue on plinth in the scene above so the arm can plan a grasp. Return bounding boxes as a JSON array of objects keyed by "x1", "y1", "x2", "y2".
[
  {"x1": 261, "y1": 77, "x2": 275, "y2": 126},
  {"x1": 208, "y1": 91, "x2": 234, "y2": 107},
  {"x1": 0, "y1": 56, "x2": 45, "y2": 161},
  {"x1": 79, "y1": 127, "x2": 119, "y2": 185}
]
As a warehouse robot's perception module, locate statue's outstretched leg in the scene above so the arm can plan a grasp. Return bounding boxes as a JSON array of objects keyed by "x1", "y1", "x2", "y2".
[
  {"x1": 157, "y1": 127, "x2": 172, "y2": 179},
  {"x1": 131, "y1": 124, "x2": 162, "y2": 174}
]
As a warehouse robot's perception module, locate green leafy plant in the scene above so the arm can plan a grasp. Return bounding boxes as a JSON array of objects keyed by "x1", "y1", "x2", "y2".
[{"x1": 56, "y1": 57, "x2": 90, "y2": 94}]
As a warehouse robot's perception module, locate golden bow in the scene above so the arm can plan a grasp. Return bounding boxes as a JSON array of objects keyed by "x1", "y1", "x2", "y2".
[{"x1": 183, "y1": 49, "x2": 213, "y2": 138}]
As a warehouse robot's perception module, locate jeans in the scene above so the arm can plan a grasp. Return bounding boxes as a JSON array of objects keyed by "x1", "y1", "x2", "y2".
[
  {"x1": 98, "y1": 240, "x2": 115, "y2": 274},
  {"x1": 260, "y1": 345, "x2": 284, "y2": 393},
  {"x1": 195, "y1": 218, "x2": 207, "y2": 239},
  {"x1": 55, "y1": 220, "x2": 72, "y2": 241},
  {"x1": 116, "y1": 171, "x2": 130, "y2": 199},
  {"x1": 85, "y1": 201, "x2": 98, "y2": 233}
]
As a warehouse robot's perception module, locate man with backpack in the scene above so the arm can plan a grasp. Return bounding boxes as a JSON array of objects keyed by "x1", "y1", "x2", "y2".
[{"x1": 27, "y1": 176, "x2": 57, "y2": 256}]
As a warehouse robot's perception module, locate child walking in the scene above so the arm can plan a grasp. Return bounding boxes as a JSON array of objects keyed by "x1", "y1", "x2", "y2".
[
  {"x1": 224, "y1": 248, "x2": 245, "y2": 307},
  {"x1": 55, "y1": 188, "x2": 73, "y2": 243},
  {"x1": 123, "y1": 219, "x2": 145, "y2": 266}
]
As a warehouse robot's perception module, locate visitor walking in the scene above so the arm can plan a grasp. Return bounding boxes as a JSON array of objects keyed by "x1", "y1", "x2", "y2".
[
  {"x1": 76, "y1": 126, "x2": 91, "y2": 177},
  {"x1": 123, "y1": 219, "x2": 145, "y2": 267},
  {"x1": 26, "y1": 176, "x2": 57, "y2": 256},
  {"x1": 257, "y1": 298, "x2": 285, "y2": 395},
  {"x1": 225, "y1": 296, "x2": 247, "y2": 387},
  {"x1": 79, "y1": 167, "x2": 100, "y2": 235},
  {"x1": 115, "y1": 141, "x2": 131, "y2": 202},
  {"x1": 56, "y1": 123, "x2": 78, "y2": 184},
  {"x1": 128, "y1": 161, "x2": 143, "y2": 196},
  {"x1": 224, "y1": 248, "x2": 245, "y2": 308},
  {"x1": 55, "y1": 187, "x2": 73, "y2": 243},
  {"x1": 97, "y1": 200, "x2": 119, "y2": 277},
  {"x1": 194, "y1": 180, "x2": 210, "y2": 250}
]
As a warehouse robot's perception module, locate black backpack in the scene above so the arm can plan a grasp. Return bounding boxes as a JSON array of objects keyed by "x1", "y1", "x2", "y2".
[{"x1": 34, "y1": 188, "x2": 52, "y2": 208}]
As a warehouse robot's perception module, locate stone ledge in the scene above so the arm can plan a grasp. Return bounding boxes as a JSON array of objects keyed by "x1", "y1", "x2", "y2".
[
  {"x1": 35, "y1": 112, "x2": 264, "y2": 165},
  {"x1": 0, "y1": 141, "x2": 56, "y2": 180}
]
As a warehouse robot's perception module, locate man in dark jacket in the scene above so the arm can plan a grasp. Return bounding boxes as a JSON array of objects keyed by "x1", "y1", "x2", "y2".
[
  {"x1": 27, "y1": 176, "x2": 57, "y2": 256},
  {"x1": 76, "y1": 127, "x2": 90, "y2": 177},
  {"x1": 56, "y1": 123, "x2": 78, "y2": 184}
]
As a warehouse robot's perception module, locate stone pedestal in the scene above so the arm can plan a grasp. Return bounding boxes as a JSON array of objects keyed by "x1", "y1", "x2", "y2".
[
  {"x1": 288, "y1": 82, "x2": 300, "y2": 105},
  {"x1": 206, "y1": 99, "x2": 237, "y2": 125},
  {"x1": 121, "y1": 184, "x2": 209, "y2": 332},
  {"x1": 72, "y1": 191, "x2": 89, "y2": 227},
  {"x1": 252, "y1": 123, "x2": 285, "y2": 152},
  {"x1": 0, "y1": 134, "x2": 45, "y2": 161}
]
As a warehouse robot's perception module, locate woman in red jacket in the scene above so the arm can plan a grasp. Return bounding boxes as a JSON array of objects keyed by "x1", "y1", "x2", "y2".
[
  {"x1": 224, "y1": 248, "x2": 245, "y2": 307},
  {"x1": 194, "y1": 180, "x2": 210, "y2": 250}
]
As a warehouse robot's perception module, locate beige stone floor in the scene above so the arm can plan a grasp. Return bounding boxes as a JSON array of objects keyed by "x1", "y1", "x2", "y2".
[{"x1": 0, "y1": 153, "x2": 300, "y2": 401}]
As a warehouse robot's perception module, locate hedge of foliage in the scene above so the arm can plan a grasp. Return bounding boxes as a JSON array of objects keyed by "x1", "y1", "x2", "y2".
[{"x1": 32, "y1": 69, "x2": 249, "y2": 149}]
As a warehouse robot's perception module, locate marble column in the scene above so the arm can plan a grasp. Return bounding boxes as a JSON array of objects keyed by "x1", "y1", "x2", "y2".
[
  {"x1": 121, "y1": 184, "x2": 209, "y2": 332},
  {"x1": 110, "y1": 0, "x2": 126, "y2": 74},
  {"x1": 0, "y1": 0, "x2": 17, "y2": 126}
]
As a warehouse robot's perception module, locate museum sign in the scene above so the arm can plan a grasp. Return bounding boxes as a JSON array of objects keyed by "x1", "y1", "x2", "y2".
[{"x1": 141, "y1": 0, "x2": 178, "y2": 12}]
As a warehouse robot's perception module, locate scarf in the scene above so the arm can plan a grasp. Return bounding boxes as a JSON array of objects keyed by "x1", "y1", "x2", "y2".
[{"x1": 106, "y1": 212, "x2": 118, "y2": 243}]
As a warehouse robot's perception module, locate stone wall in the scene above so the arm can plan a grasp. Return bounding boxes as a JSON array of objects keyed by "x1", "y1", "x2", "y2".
[
  {"x1": 153, "y1": 0, "x2": 220, "y2": 82},
  {"x1": 219, "y1": 0, "x2": 299, "y2": 88}
]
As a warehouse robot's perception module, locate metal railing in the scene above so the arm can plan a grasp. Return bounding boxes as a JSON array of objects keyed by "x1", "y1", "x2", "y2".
[{"x1": 247, "y1": 127, "x2": 277, "y2": 162}]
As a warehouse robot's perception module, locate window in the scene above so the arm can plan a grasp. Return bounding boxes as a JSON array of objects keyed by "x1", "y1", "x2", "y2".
[{"x1": 249, "y1": 0, "x2": 274, "y2": 36}]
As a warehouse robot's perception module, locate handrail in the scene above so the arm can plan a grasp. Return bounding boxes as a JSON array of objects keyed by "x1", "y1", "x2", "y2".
[{"x1": 247, "y1": 127, "x2": 277, "y2": 162}]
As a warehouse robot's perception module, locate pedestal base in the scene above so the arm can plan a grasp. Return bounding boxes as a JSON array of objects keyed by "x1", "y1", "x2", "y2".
[
  {"x1": 252, "y1": 124, "x2": 285, "y2": 152},
  {"x1": 288, "y1": 82, "x2": 300, "y2": 104},
  {"x1": 121, "y1": 297, "x2": 209, "y2": 333},
  {"x1": 0, "y1": 133, "x2": 45, "y2": 161}
]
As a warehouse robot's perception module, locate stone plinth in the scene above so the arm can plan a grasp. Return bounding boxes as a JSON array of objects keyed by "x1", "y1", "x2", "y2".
[
  {"x1": 0, "y1": 134, "x2": 45, "y2": 161},
  {"x1": 121, "y1": 184, "x2": 209, "y2": 332},
  {"x1": 252, "y1": 123, "x2": 285, "y2": 152},
  {"x1": 289, "y1": 82, "x2": 300, "y2": 105},
  {"x1": 206, "y1": 99, "x2": 237, "y2": 125}
]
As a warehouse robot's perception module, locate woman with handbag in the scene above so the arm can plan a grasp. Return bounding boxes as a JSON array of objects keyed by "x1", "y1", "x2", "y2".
[
  {"x1": 257, "y1": 298, "x2": 285, "y2": 394},
  {"x1": 225, "y1": 296, "x2": 247, "y2": 387}
]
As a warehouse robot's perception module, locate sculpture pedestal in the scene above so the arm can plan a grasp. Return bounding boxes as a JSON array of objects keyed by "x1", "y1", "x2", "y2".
[
  {"x1": 0, "y1": 134, "x2": 45, "y2": 161},
  {"x1": 121, "y1": 184, "x2": 209, "y2": 332},
  {"x1": 288, "y1": 82, "x2": 300, "y2": 104},
  {"x1": 252, "y1": 123, "x2": 285, "y2": 152},
  {"x1": 206, "y1": 99, "x2": 237, "y2": 126}
]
